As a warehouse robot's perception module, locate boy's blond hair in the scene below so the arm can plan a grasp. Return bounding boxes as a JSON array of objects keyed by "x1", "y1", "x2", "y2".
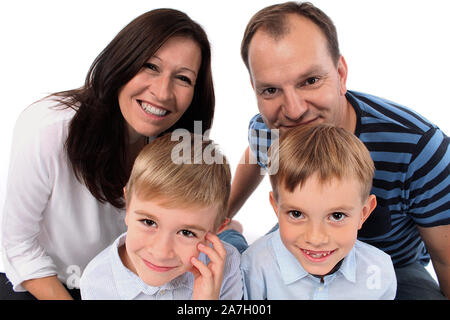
[
  {"x1": 125, "y1": 133, "x2": 231, "y2": 229},
  {"x1": 269, "y1": 124, "x2": 374, "y2": 201}
]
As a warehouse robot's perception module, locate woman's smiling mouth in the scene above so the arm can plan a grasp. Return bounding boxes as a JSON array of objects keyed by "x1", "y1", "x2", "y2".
[{"x1": 138, "y1": 100, "x2": 169, "y2": 117}]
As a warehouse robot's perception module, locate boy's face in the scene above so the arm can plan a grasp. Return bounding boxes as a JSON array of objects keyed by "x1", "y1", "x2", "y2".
[
  {"x1": 122, "y1": 194, "x2": 219, "y2": 287},
  {"x1": 269, "y1": 173, "x2": 376, "y2": 277}
]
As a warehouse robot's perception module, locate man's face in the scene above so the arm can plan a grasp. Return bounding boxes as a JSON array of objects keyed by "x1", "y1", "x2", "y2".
[{"x1": 247, "y1": 14, "x2": 354, "y2": 134}]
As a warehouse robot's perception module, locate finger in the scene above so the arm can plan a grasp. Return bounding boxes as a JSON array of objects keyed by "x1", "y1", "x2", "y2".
[
  {"x1": 205, "y1": 232, "x2": 227, "y2": 259},
  {"x1": 197, "y1": 243, "x2": 223, "y2": 266},
  {"x1": 190, "y1": 256, "x2": 213, "y2": 279}
]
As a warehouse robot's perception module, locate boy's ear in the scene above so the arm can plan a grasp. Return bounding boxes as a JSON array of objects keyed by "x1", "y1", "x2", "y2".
[
  {"x1": 358, "y1": 194, "x2": 377, "y2": 230},
  {"x1": 216, "y1": 218, "x2": 231, "y2": 234},
  {"x1": 269, "y1": 191, "x2": 280, "y2": 218}
]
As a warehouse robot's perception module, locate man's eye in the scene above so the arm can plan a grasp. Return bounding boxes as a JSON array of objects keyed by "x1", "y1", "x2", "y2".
[
  {"x1": 330, "y1": 212, "x2": 346, "y2": 222},
  {"x1": 179, "y1": 229, "x2": 197, "y2": 238},
  {"x1": 305, "y1": 77, "x2": 319, "y2": 86},
  {"x1": 261, "y1": 87, "x2": 278, "y2": 96},
  {"x1": 288, "y1": 210, "x2": 303, "y2": 220}
]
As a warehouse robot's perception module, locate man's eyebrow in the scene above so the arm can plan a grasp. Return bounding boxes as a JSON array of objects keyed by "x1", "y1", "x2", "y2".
[{"x1": 253, "y1": 64, "x2": 327, "y2": 89}]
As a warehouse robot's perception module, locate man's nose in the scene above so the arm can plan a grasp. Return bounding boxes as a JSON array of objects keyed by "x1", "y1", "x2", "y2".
[{"x1": 282, "y1": 88, "x2": 308, "y2": 122}]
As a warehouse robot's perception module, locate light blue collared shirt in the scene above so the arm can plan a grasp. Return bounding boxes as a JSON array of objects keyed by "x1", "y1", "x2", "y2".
[
  {"x1": 241, "y1": 229, "x2": 396, "y2": 300},
  {"x1": 80, "y1": 233, "x2": 243, "y2": 300}
]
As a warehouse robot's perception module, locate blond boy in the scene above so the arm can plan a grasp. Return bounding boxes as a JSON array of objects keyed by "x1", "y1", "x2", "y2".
[
  {"x1": 80, "y1": 133, "x2": 243, "y2": 299},
  {"x1": 241, "y1": 124, "x2": 396, "y2": 299}
]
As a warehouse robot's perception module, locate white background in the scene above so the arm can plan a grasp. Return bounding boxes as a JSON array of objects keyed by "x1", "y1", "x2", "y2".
[{"x1": 1, "y1": 0, "x2": 449, "y2": 281}]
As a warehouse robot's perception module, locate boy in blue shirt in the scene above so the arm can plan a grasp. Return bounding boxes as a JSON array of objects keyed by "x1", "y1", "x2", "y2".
[
  {"x1": 241, "y1": 124, "x2": 396, "y2": 299},
  {"x1": 80, "y1": 133, "x2": 243, "y2": 299}
]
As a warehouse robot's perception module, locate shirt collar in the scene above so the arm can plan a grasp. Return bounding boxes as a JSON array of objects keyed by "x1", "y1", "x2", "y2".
[
  {"x1": 109, "y1": 233, "x2": 192, "y2": 300},
  {"x1": 271, "y1": 230, "x2": 309, "y2": 285},
  {"x1": 336, "y1": 245, "x2": 357, "y2": 283},
  {"x1": 271, "y1": 229, "x2": 357, "y2": 285}
]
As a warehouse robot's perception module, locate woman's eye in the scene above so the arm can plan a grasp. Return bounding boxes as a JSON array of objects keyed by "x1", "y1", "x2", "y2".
[
  {"x1": 288, "y1": 210, "x2": 303, "y2": 220},
  {"x1": 330, "y1": 212, "x2": 346, "y2": 222},
  {"x1": 179, "y1": 229, "x2": 196, "y2": 238},
  {"x1": 144, "y1": 63, "x2": 158, "y2": 72},
  {"x1": 176, "y1": 75, "x2": 193, "y2": 85},
  {"x1": 140, "y1": 219, "x2": 156, "y2": 227}
]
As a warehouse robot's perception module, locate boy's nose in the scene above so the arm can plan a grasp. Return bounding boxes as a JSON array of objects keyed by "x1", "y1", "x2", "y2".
[
  {"x1": 148, "y1": 232, "x2": 175, "y2": 260},
  {"x1": 304, "y1": 223, "x2": 329, "y2": 246}
]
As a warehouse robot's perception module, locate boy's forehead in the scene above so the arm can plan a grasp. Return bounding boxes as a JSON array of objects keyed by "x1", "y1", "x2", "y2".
[{"x1": 276, "y1": 173, "x2": 367, "y2": 201}]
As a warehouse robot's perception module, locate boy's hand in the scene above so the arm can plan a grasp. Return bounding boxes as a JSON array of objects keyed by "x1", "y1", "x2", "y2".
[{"x1": 190, "y1": 232, "x2": 226, "y2": 300}]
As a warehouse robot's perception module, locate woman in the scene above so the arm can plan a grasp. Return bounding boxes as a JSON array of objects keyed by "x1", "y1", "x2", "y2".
[{"x1": 1, "y1": 8, "x2": 214, "y2": 300}]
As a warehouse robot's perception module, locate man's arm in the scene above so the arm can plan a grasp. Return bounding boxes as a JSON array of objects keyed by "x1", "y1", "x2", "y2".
[
  {"x1": 418, "y1": 225, "x2": 450, "y2": 299},
  {"x1": 227, "y1": 146, "x2": 265, "y2": 219}
]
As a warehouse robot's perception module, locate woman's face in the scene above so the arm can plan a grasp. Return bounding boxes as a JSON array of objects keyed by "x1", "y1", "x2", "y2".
[{"x1": 118, "y1": 36, "x2": 202, "y2": 142}]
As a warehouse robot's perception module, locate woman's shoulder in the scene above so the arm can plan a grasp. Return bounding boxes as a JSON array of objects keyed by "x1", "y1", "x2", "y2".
[{"x1": 17, "y1": 95, "x2": 76, "y2": 128}]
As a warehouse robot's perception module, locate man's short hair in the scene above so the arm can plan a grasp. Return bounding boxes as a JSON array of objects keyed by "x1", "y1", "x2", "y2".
[
  {"x1": 241, "y1": 1, "x2": 341, "y2": 70},
  {"x1": 269, "y1": 124, "x2": 374, "y2": 201},
  {"x1": 125, "y1": 133, "x2": 231, "y2": 229}
]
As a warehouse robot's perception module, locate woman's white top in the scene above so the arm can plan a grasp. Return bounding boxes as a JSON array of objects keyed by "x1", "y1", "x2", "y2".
[{"x1": 1, "y1": 97, "x2": 127, "y2": 291}]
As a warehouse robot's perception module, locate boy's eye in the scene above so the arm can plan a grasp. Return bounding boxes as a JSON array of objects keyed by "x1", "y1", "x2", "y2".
[
  {"x1": 288, "y1": 210, "x2": 304, "y2": 220},
  {"x1": 330, "y1": 212, "x2": 346, "y2": 222},
  {"x1": 179, "y1": 229, "x2": 197, "y2": 238},
  {"x1": 140, "y1": 219, "x2": 156, "y2": 227}
]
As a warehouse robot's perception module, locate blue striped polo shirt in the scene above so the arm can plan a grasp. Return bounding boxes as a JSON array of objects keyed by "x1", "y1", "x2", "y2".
[{"x1": 248, "y1": 90, "x2": 450, "y2": 267}]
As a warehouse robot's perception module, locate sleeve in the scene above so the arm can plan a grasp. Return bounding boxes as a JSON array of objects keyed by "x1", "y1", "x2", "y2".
[
  {"x1": 406, "y1": 128, "x2": 450, "y2": 227},
  {"x1": 247, "y1": 114, "x2": 274, "y2": 170},
  {"x1": 219, "y1": 244, "x2": 244, "y2": 300},
  {"x1": 1, "y1": 103, "x2": 59, "y2": 291}
]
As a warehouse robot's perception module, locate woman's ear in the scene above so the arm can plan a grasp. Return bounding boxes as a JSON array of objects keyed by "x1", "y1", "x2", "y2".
[{"x1": 358, "y1": 194, "x2": 377, "y2": 230}]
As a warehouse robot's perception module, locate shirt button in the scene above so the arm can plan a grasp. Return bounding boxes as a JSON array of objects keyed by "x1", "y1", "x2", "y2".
[
  {"x1": 160, "y1": 290, "x2": 166, "y2": 295},
  {"x1": 318, "y1": 286, "x2": 324, "y2": 291}
]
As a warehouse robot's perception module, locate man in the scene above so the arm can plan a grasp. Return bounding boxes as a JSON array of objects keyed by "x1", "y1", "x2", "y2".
[{"x1": 228, "y1": 1, "x2": 449, "y2": 299}]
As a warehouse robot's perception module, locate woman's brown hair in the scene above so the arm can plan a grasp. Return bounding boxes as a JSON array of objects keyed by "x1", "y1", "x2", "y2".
[{"x1": 54, "y1": 9, "x2": 215, "y2": 208}]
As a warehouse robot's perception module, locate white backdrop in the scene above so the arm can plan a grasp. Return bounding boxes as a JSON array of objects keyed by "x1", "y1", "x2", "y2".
[{"x1": 1, "y1": 0, "x2": 449, "y2": 280}]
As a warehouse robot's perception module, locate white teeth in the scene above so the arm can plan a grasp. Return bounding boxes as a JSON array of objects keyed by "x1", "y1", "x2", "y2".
[
  {"x1": 140, "y1": 101, "x2": 168, "y2": 116},
  {"x1": 303, "y1": 249, "x2": 332, "y2": 258}
]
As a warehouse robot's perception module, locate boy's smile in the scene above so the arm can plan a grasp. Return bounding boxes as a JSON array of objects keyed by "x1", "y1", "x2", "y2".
[{"x1": 270, "y1": 173, "x2": 376, "y2": 276}]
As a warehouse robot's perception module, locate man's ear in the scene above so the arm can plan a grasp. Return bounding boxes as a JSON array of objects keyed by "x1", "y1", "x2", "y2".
[
  {"x1": 269, "y1": 191, "x2": 280, "y2": 218},
  {"x1": 358, "y1": 194, "x2": 377, "y2": 230},
  {"x1": 337, "y1": 55, "x2": 349, "y2": 96}
]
